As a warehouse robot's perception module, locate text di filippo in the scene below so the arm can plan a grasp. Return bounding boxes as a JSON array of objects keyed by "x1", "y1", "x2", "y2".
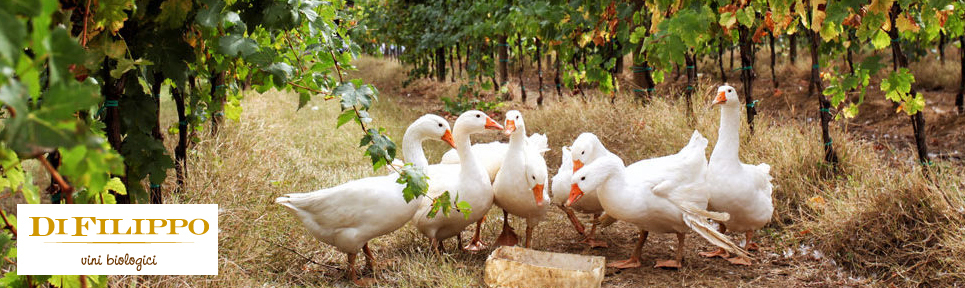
[{"x1": 17, "y1": 204, "x2": 218, "y2": 275}]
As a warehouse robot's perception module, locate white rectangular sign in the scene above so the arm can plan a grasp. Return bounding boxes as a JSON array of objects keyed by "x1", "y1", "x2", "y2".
[{"x1": 17, "y1": 204, "x2": 218, "y2": 275}]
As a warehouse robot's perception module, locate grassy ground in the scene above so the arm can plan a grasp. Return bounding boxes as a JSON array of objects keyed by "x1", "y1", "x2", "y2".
[{"x1": 119, "y1": 56, "x2": 965, "y2": 287}]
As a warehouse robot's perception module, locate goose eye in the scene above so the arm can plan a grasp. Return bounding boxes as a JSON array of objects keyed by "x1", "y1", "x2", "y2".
[
  {"x1": 581, "y1": 151, "x2": 585, "y2": 155},
  {"x1": 516, "y1": 116, "x2": 519, "y2": 119},
  {"x1": 476, "y1": 114, "x2": 481, "y2": 118},
  {"x1": 438, "y1": 123, "x2": 443, "y2": 127},
  {"x1": 532, "y1": 176, "x2": 536, "y2": 180},
  {"x1": 580, "y1": 176, "x2": 586, "y2": 181}
]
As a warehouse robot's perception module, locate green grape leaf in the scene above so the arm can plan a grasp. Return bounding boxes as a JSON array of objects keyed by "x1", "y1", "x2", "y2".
[
  {"x1": 110, "y1": 58, "x2": 152, "y2": 79},
  {"x1": 396, "y1": 164, "x2": 429, "y2": 202},
  {"x1": 103, "y1": 177, "x2": 126, "y2": 195},
  {"x1": 427, "y1": 191, "x2": 452, "y2": 218},
  {"x1": 871, "y1": 30, "x2": 891, "y2": 49},
  {"x1": 335, "y1": 82, "x2": 377, "y2": 110},
  {"x1": 736, "y1": 8, "x2": 755, "y2": 27},
  {"x1": 224, "y1": 97, "x2": 242, "y2": 121},
  {"x1": 456, "y1": 200, "x2": 472, "y2": 220},
  {"x1": 264, "y1": 62, "x2": 294, "y2": 86},
  {"x1": 0, "y1": 271, "x2": 28, "y2": 288},
  {"x1": 880, "y1": 68, "x2": 913, "y2": 102},
  {"x1": 157, "y1": 0, "x2": 193, "y2": 29},
  {"x1": 19, "y1": 172, "x2": 39, "y2": 204},
  {"x1": 196, "y1": 0, "x2": 225, "y2": 28},
  {"x1": 0, "y1": 9, "x2": 25, "y2": 66},
  {"x1": 0, "y1": 0, "x2": 41, "y2": 17},
  {"x1": 222, "y1": 11, "x2": 247, "y2": 34},
  {"x1": 361, "y1": 128, "x2": 396, "y2": 170},
  {"x1": 336, "y1": 109, "x2": 357, "y2": 128},
  {"x1": 48, "y1": 275, "x2": 83, "y2": 288},
  {"x1": 218, "y1": 35, "x2": 258, "y2": 57},
  {"x1": 45, "y1": 28, "x2": 85, "y2": 85}
]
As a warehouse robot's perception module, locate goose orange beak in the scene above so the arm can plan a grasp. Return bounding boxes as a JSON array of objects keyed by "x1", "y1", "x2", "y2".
[
  {"x1": 713, "y1": 91, "x2": 727, "y2": 105},
  {"x1": 504, "y1": 120, "x2": 516, "y2": 136},
  {"x1": 565, "y1": 183, "x2": 584, "y2": 207},
  {"x1": 572, "y1": 160, "x2": 584, "y2": 172},
  {"x1": 441, "y1": 130, "x2": 456, "y2": 148},
  {"x1": 532, "y1": 184, "x2": 545, "y2": 206},
  {"x1": 485, "y1": 116, "x2": 504, "y2": 130}
]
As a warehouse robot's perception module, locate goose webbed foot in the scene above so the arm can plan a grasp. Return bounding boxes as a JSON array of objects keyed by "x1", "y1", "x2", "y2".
[
  {"x1": 606, "y1": 257, "x2": 642, "y2": 269},
  {"x1": 653, "y1": 259, "x2": 681, "y2": 269},
  {"x1": 494, "y1": 226, "x2": 519, "y2": 247},
  {"x1": 726, "y1": 256, "x2": 752, "y2": 266},
  {"x1": 495, "y1": 210, "x2": 519, "y2": 247},
  {"x1": 698, "y1": 248, "x2": 730, "y2": 258},
  {"x1": 579, "y1": 237, "x2": 608, "y2": 248}
]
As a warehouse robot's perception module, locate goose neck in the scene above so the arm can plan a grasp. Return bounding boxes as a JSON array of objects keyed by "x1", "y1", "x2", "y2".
[
  {"x1": 401, "y1": 129, "x2": 428, "y2": 168},
  {"x1": 453, "y1": 127, "x2": 486, "y2": 179},
  {"x1": 508, "y1": 127, "x2": 526, "y2": 147},
  {"x1": 710, "y1": 104, "x2": 741, "y2": 166}
]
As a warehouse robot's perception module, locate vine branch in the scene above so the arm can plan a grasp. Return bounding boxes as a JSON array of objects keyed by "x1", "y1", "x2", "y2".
[
  {"x1": 0, "y1": 210, "x2": 16, "y2": 237},
  {"x1": 38, "y1": 156, "x2": 73, "y2": 204}
]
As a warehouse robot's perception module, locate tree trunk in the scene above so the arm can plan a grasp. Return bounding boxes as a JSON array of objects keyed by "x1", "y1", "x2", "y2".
[
  {"x1": 939, "y1": 31, "x2": 946, "y2": 66},
  {"x1": 457, "y1": 43, "x2": 464, "y2": 77},
  {"x1": 149, "y1": 72, "x2": 165, "y2": 203},
  {"x1": 717, "y1": 38, "x2": 727, "y2": 82},
  {"x1": 450, "y1": 45, "x2": 457, "y2": 82},
  {"x1": 555, "y1": 52, "x2": 562, "y2": 100},
  {"x1": 810, "y1": 29, "x2": 839, "y2": 166},
  {"x1": 729, "y1": 45, "x2": 735, "y2": 70},
  {"x1": 769, "y1": 34, "x2": 777, "y2": 88},
  {"x1": 958, "y1": 35, "x2": 964, "y2": 115},
  {"x1": 100, "y1": 58, "x2": 129, "y2": 204},
  {"x1": 210, "y1": 72, "x2": 225, "y2": 134},
  {"x1": 173, "y1": 87, "x2": 188, "y2": 195},
  {"x1": 888, "y1": 5, "x2": 930, "y2": 170},
  {"x1": 498, "y1": 35, "x2": 509, "y2": 86},
  {"x1": 684, "y1": 52, "x2": 696, "y2": 122},
  {"x1": 738, "y1": 25, "x2": 757, "y2": 132},
  {"x1": 517, "y1": 34, "x2": 527, "y2": 103},
  {"x1": 435, "y1": 47, "x2": 446, "y2": 82},
  {"x1": 789, "y1": 32, "x2": 797, "y2": 65},
  {"x1": 536, "y1": 38, "x2": 544, "y2": 107}
]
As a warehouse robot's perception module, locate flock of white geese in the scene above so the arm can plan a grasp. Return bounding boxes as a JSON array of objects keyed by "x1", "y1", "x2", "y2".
[{"x1": 275, "y1": 85, "x2": 775, "y2": 284}]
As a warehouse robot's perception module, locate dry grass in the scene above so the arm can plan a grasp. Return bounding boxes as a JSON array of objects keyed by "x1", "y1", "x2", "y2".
[{"x1": 109, "y1": 56, "x2": 965, "y2": 287}]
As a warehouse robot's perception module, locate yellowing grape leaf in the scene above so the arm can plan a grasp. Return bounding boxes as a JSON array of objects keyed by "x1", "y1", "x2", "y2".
[
  {"x1": 867, "y1": 0, "x2": 893, "y2": 14},
  {"x1": 896, "y1": 15, "x2": 920, "y2": 33},
  {"x1": 719, "y1": 11, "x2": 738, "y2": 29},
  {"x1": 94, "y1": 0, "x2": 134, "y2": 35},
  {"x1": 811, "y1": 0, "x2": 828, "y2": 32}
]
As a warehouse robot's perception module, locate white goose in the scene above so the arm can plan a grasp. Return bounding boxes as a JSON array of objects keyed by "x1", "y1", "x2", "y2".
[
  {"x1": 562, "y1": 133, "x2": 616, "y2": 247},
  {"x1": 492, "y1": 110, "x2": 550, "y2": 248},
  {"x1": 699, "y1": 85, "x2": 774, "y2": 265},
  {"x1": 411, "y1": 110, "x2": 504, "y2": 253},
  {"x1": 567, "y1": 132, "x2": 747, "y2": 269},
  {"x1": 275, "y1": 114, "x2": 455, "y2": 284}
]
